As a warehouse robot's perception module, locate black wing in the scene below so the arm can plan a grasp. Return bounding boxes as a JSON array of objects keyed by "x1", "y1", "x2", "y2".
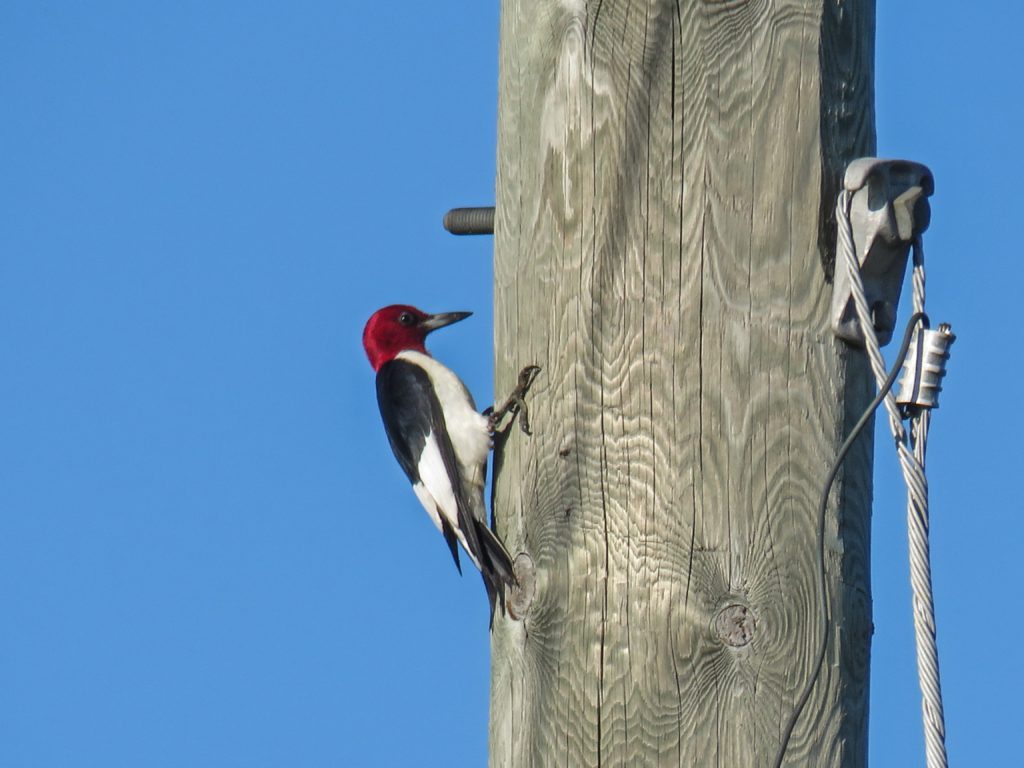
[
  {"x1": 375, "y1": 359, "x2": 438, "y2": 485},
  {"x1": 375, "y1": 359, "x2": 485, "y2": 573}
]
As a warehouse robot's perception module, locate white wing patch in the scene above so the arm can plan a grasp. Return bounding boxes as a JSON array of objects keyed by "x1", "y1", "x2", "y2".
[
  {"x1": 414, "y1": 429, "x2": 481, "y2": 569},
  {"x1": 411, "y1": 483, "x2": 443, "y2": 533}
]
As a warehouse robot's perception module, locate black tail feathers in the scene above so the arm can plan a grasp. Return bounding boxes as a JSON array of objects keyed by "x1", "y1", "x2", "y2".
[{"x1": 475, "y1": 520, "x2": 517, "y2": 629}]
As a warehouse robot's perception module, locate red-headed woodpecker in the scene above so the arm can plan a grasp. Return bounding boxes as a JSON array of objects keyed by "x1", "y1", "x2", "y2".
[{"x1": 362, "y1": 304, "x2": 517, "y2": 623}]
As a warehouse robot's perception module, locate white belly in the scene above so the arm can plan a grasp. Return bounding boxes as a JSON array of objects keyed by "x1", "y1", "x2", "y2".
[{"x1": 396, "y1": 350, "x2": 492, "y2": 484}]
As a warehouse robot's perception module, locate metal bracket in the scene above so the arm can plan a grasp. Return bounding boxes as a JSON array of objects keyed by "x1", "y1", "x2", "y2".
[{"x1": 831, "y1": 158, "x2": 934, "y2": 346}]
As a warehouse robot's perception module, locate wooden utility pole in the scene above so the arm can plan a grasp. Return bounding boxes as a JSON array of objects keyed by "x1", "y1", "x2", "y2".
[{"x1": 490, "y1": 1, "x2": 877, "y2": 765}]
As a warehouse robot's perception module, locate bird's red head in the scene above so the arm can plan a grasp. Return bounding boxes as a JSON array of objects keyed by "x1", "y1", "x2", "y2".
[{"x1": 362, "y1": 304, "x2": 472, "y2": 371}]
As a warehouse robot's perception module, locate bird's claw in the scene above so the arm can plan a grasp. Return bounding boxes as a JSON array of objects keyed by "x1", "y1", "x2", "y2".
[
  {"x1": 483, "y1": 406, "x2": 498, "y2": 433},
  {"x1": 487, "y1": 365, "x2": 541, "y2": 435}
]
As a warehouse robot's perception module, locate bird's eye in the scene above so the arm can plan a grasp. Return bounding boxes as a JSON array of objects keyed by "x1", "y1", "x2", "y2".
[{"x1": 398, "y1": 312, "x2": 415, "y2": 326}]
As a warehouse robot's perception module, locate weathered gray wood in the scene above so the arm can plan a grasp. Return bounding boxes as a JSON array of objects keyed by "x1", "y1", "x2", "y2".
[{"x1": 490, "y1": 1, "x2": 876, "y2": 766}]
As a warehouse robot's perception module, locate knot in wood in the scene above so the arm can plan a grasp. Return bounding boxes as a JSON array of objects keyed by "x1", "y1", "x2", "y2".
[
  {"x1": 507, "y1": 552, "x2": 536, "y2": 621},
  {"x1": 714, "y1": 603, "x2": 756, "y2": 648}
]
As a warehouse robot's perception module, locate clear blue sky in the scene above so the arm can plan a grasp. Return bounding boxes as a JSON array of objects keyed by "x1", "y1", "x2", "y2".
[{"x1": 0, "y1": 2, "x2": 1018, "y2": 766}]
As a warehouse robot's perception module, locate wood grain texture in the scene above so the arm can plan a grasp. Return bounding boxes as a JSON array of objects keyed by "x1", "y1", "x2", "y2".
[{"x1": 490, "y1": 2, "x2": 876, "y2": 765}]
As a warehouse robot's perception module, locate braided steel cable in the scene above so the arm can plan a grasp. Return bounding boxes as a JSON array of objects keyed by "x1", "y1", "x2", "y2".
[
  {"x1": 773, "y1": 194, "x2": 949, "y2": 768},
  {"x1": 838, "y1": 192, "x2": 949, "y2": 768}
]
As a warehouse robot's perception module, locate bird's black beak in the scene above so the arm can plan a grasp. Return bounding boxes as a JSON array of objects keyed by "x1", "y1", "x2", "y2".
[{"x1": 421, "y1": 311, "x2": 472, "y2": 333}]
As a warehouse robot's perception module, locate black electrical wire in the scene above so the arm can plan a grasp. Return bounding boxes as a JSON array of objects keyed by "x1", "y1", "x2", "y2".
[{"x1": 771, "y1": 311, "x2": 929, "y2": 768}]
